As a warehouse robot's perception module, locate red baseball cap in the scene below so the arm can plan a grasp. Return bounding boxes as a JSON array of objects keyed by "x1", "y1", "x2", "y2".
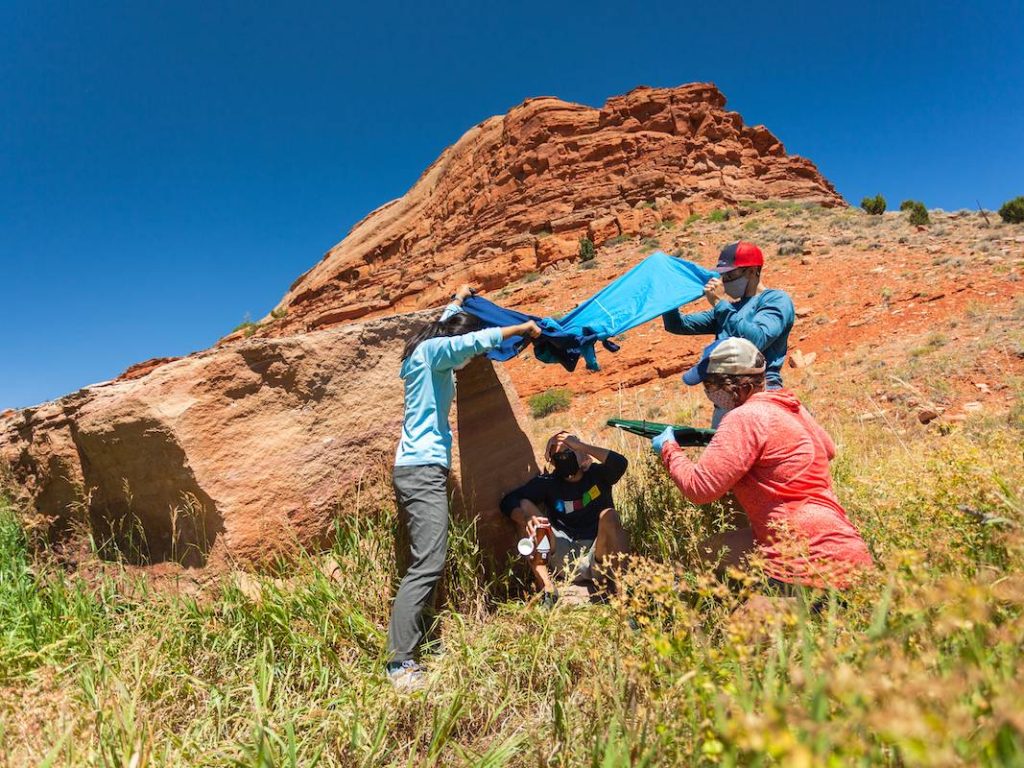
[{"x1": 716, "y1": 241, "x2": 764, "y2": 273}]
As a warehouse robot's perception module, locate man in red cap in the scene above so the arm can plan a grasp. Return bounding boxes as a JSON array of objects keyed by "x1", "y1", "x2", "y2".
[{"x1": 662, "y1": 241, "x2": 795, "y2": 426}]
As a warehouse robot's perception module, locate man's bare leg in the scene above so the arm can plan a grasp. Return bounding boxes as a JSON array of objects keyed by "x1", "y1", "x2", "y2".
[{"x1": 592, "y1": 508, "x2": 631, "y2": 587}]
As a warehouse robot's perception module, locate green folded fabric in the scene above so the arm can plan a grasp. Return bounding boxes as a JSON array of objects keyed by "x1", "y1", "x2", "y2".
[{"x1": 606, "y1": 418, "x2": 716, "y2": 447}]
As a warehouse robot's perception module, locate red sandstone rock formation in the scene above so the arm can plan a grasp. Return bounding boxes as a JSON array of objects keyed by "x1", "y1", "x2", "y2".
[
  {"x1": 0, "y1": 310, "x2": 537, "y2": 569},
  {"x1": 256, "y1": 83, "x2": 841, "y2": 338}
]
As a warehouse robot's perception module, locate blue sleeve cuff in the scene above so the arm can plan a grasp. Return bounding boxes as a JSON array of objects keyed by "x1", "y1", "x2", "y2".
[{"x1": 439, "y1": 302, "x2": 463, "y2": 321}]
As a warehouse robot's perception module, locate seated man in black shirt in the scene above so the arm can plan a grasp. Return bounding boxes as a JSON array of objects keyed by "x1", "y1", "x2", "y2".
[{"x1": 500, "y1": 431, "x2": 631, "y2": 606}]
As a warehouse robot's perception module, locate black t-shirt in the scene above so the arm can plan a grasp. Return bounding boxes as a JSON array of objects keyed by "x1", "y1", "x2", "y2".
[{"x1": 500, "y1": 451, "x2": 628, "y2": 540}]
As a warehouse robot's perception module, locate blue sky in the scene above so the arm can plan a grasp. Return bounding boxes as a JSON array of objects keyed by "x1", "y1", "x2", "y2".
[{"x1": 2, "y1": 1, "x2": 1022, "y2": 410}]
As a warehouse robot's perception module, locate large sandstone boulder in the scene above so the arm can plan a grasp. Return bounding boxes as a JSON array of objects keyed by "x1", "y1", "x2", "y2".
[
  {"x1": 0, "y1": 312, "x2": 538, "y2": 569},
  {"x1": 252, "y1": 83, "x2": 842, "y2": 339},
  {"x1": 452, "y1": 357, "x2": 540, "y2": 565}
]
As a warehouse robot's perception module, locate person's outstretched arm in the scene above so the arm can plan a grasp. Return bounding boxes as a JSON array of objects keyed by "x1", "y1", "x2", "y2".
[
  {"x1": 715, "y1": 291, "x2": 794, "y2": 350},
  {"x1": 662, "y1": 307, "x2": 716, "y2": 335},
  {"x1": 439, "y1": 283, "x2": 475, "y2": 320},
  {"x1": 660, "y1": 411, "x2": 762, "y2": 504},
  {"x1": 429, "y1": 320, "x2": 541, "y2": 371}
]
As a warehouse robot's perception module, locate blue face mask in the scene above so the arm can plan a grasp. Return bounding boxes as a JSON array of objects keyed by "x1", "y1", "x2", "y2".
[{"x1": 723, "y1": 275, "x2": 749, "y2": 299}]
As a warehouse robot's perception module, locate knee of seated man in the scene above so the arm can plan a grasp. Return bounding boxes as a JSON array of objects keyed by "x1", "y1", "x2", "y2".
[{"x1": 598, "y1": 507, "x2": 623, "y2": 528}]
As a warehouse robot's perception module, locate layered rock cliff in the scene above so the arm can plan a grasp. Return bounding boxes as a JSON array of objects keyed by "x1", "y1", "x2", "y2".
[{"x1": 259, "y1": 83, "x2": 842, "y2": 337}]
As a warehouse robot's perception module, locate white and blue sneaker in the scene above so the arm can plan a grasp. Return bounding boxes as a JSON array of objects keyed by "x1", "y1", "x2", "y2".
[{"x1": 386, "y1": 660, "x2": 427, "y2": 692}]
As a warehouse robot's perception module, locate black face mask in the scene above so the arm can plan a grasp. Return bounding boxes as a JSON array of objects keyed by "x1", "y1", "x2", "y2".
[{"x1": 551, "y1": 450, "x2": 580, "y2": 480}]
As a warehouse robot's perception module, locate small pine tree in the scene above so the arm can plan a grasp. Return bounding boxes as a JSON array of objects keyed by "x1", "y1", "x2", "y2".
[
  {"x1": 998, "y1": 196, "x2": 1024, "y2": 224},
  {"x1": 578, "y1": 237, "x2": 596, "y2": 262},
  {"x1": 907, "y1": 201, "x2": 930, "y2": 226},
  {"x1": 860, "y1": 194, "x2": 886, "y2": 215},
  {"x1": 899, "y1": 199, "x2": 917, "y2": 212}
]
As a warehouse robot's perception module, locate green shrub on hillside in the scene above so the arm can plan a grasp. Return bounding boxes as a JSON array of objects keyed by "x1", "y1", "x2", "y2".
[
  {"x1": 706, "y1": 209, "x2": 730, "y2": 223},
  {"x1": 998, "y1": 196, "x2": 1024, "y2": 224},
  {"x1": 528, "y1": 388, "x2": 572, "y2": 418},
  {"x1": 860, "y1": 194, "x2": 887, "y2": 215},
  {"x1": 578, "y1": 237, "x2": 596, "y2": 262},
  {"x1": 901, "y1": 200, "x2": 930, "y2": 225}
]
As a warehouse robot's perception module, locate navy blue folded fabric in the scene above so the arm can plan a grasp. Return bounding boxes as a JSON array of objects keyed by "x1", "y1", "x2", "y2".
[{"x1": 461, "y1": 251, "x2": 715, "y2": 372}]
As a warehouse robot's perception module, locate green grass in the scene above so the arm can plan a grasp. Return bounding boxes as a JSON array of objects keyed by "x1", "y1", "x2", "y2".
[
  {"x1": 0, "y1": 504, "x2": 117, "y2": 682},
  {"x1": 232, "y1": 321, "x2": 261, "y2": 337},
  {"x1": 1, "y1": 403, "x2": 1023, "y2": 765},
  {"x1": 527, "y1": 388, "x2": 572, "y2": 418}
]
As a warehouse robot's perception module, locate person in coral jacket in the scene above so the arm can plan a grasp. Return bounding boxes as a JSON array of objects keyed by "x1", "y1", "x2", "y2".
[{"x1": 651, "y1": 337, "x2": 874, "y2": 590}]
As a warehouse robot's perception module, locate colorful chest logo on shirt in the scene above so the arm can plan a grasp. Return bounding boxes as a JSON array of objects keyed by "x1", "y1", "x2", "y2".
[{"x1": 556, "y1": 485, "x2": 601, "y2": 514}]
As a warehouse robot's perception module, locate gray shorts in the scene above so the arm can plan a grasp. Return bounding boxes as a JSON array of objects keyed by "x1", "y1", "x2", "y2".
[{"x1": 549, "y1": 528, "x2": 595, "y2": 579}]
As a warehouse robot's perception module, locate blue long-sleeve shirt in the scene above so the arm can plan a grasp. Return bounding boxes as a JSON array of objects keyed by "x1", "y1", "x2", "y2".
[
  {"x1": 395, "y1": 304, "x2": 503, "y2": 468},
  {"x1": 662, "y1": 289, "x2": 795, "y2": 389}
]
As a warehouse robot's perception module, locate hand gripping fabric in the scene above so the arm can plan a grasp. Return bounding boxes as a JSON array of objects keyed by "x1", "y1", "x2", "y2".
[{"x1": 462, "y1": 252, "x2": 715, "y2": 372}]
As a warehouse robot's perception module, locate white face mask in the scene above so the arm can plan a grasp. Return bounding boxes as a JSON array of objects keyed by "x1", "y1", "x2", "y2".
[
  {"x1": 723, "y1": 275, "x2": 749, "y2": 299},
  {"x1": 706, "y1": 387, "x2": 736, "y2": 412}
]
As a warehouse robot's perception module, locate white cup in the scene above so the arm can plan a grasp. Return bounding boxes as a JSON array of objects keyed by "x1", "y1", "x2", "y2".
[{"x1": 517, "y1": 538, "x2": 535, "y2": 557}]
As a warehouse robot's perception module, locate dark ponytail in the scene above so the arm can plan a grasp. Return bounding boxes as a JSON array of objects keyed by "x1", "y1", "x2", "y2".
[{"x1": 401, "y1": 311, "x2": 484, "y2": 361}]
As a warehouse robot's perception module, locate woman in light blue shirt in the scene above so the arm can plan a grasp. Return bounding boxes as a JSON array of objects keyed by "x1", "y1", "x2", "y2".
[{"x1": 387, "y1": 284, "x2": 540, "y2": 691}]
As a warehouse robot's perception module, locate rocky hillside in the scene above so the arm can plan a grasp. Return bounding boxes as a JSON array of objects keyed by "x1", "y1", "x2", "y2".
[{"x1": 254, "y1": 83, "x2": 842, "y2": 336}]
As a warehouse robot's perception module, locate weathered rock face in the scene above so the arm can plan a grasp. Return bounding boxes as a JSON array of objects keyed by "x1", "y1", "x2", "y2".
[
  {"x1": 0, "y1": 309, "x2": 540, "y2": 569},
  {"x1": 452, "y1": 357, "x2": 540, "y2": 566},
  {"x1": 0, "y1": 311, "x2": 536, "y2": 568},
  {"x1": 259, "y1": 83, "x2": 842, "y2": 337}
]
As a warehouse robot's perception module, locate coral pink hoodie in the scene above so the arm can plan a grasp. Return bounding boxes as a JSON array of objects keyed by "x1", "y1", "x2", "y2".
[{"x1": 661, "y1": 389, "x2": 874, "y2": 588}]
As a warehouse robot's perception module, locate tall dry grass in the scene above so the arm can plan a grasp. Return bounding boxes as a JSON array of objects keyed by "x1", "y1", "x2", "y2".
[{"x1": 0, "y1": 406, "x2": 1022, "y2": 766}]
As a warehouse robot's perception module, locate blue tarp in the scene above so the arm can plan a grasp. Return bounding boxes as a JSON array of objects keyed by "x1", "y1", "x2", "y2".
[{"x1": 461, "y1": 251, "x2": 715, "y2": 372}]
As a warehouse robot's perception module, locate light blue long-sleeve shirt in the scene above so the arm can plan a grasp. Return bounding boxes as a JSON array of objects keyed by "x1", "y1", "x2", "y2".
[
  {"x1": 662, "y1": 289, "x2": 795, "y2": 388},
  {"x1": 394, "y1": 304, "x2": 504, "y2": 468}
]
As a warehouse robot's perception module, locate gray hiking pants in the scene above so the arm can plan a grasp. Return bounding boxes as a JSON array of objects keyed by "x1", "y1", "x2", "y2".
[{"x1": 387, "y1": 464, "x2": 449, "y2": 663}]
